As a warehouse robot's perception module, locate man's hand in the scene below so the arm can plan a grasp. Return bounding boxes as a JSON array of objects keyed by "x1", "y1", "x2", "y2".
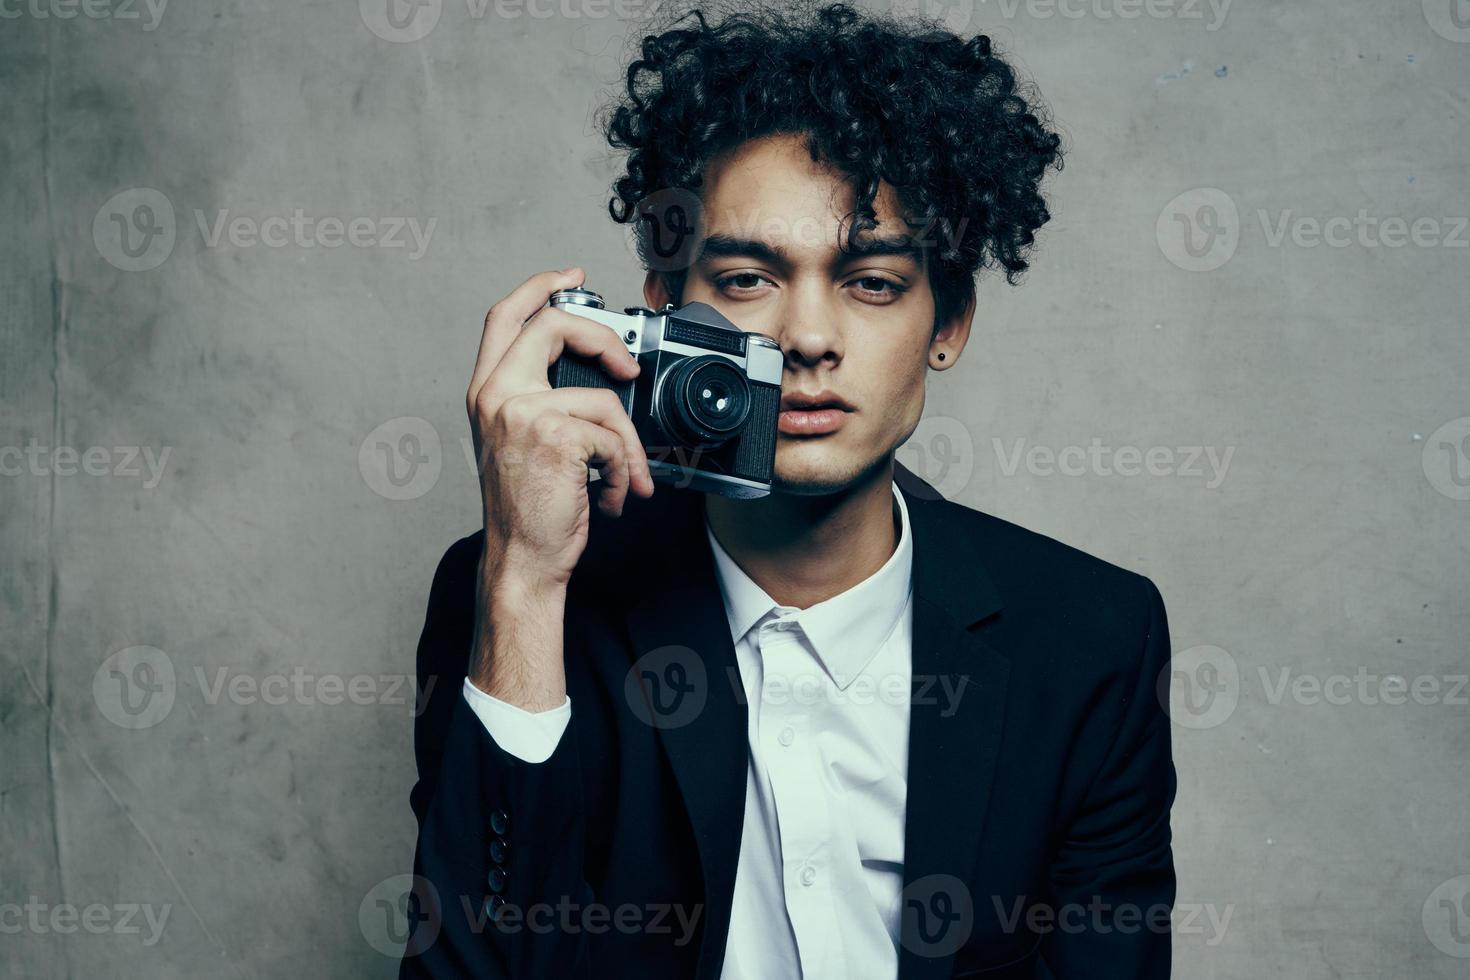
[{"x1": 465, "y1": 267, "x2": 655, "y2": 708}]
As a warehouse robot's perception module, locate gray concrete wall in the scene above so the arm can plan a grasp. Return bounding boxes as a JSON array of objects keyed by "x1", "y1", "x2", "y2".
[{"x1": 2, "y1": 0, "x2": 1466, "y2": 976}]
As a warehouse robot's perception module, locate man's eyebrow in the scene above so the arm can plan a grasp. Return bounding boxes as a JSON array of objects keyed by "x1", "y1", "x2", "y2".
[
  {"x1": 693, "y1": 232, "x2": 923, "y2": 265},
  {"x1": 839, "y1": 233, "x2": 924, "y2": 263},
  {"x1": 694, "y1": 235, "x2": 790, "y2": 265}
]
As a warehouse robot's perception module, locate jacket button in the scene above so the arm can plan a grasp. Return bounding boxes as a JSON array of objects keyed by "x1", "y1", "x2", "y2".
[
  {"x1": 485, "y1": 894, "x2": 507, "y2": 922},
  {"x1": 490, "y1": 809, "x2": 509, "y2": 835},
  {"x1": 489, "y1": 838, "x2": 509, "y2": 864},
  {"x1": 488, "y1": 867, "x2": 509, "y2": 893}
]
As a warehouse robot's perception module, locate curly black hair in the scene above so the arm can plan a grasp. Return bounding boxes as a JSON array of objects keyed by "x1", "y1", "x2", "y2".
[{"x1": 598, "y1": 0, "x2": 1064, "y2": 330}]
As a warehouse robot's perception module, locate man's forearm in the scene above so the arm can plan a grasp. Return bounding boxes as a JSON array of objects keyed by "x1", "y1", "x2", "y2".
[{"x1": 469, "y1": 556, "x2": 569, "y2": 712}]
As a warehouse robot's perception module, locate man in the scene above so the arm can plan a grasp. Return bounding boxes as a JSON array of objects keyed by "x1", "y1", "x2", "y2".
[{"x1": 402, "y1": 4, "x2": 1176, "y2": 978}]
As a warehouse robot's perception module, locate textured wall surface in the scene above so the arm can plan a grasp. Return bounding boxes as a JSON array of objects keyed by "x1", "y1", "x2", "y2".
[{"x1": 2, "y1": 1, "x2": 1467, "y2": 976}]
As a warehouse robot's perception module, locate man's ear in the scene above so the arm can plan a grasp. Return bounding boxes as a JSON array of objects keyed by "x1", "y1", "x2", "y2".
[
  {"x1": 929, "y1": 288, "x2": 978, "y2": 368},
  {"x1": 643, "y1": 271, "x2": 672, "y2": 310}
]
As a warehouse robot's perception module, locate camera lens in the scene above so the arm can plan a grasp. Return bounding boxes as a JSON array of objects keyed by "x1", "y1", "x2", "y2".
[{"x1": 660, "y1": 355, "x2": 751, "y2": 448}]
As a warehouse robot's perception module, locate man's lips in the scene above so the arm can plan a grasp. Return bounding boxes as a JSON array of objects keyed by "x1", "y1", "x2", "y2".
[
  {"x1": 777, "y1": 390, "x2": 853, "y2": 436},
  {"x1": 779, "y1": 390, "x2": 854, "y2": 413},
  {"x1": 777, "y1": 405, "x2": 851, "y2": 436},
  {"x1": 776, "y1": 408, "x2": 846, "y2": 434}
]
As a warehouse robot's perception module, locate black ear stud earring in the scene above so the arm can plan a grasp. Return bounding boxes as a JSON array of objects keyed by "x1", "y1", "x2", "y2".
[{"x1": 936, "y1": 352, "x2": 946, "y2": 362}]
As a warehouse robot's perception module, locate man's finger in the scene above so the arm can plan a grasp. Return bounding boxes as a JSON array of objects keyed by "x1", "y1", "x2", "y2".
[
  {"x1": 557, "y1": 415, "x2": 633, "y2": 517},
  {"x1": 494, "y1": 306, "x2": 641, "y2": 400},
  {"x1": 469, "y1": 267, "x2": 586, "y2": 406},
  {"x1": 500, "y1": 387, "x2": 654, "y2": 499}
]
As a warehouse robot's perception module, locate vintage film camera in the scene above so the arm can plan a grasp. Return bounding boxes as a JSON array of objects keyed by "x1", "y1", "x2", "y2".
[{"x1": 547, "y1": 287, "x2": 783, "y2": 498}]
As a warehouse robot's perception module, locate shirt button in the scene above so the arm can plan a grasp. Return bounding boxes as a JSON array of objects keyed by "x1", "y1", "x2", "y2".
[
  {"x1": 778, "y1": 727, "x2": 795, "y2": 747},
  {"x1": 490, "y1": 809, "x2": 509, "y2": 835},
  {"x1": 800, "y1": 865, "x2": 817, "y2": 886}
]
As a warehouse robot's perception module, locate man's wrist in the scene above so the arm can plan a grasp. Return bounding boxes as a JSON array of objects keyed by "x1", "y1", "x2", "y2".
[{"x1": 468, "y1": 560, "x2": 568, "y2": 711}]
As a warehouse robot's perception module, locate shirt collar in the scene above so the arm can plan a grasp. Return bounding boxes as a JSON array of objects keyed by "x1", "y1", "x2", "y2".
[{"x1": 703, "y1": 480, "x2": 915, "y2": 690}]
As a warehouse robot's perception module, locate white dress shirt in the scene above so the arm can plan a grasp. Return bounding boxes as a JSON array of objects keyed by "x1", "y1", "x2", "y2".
[{"x1": 463, "y1": 481, "x2": 916, "y2": 979}]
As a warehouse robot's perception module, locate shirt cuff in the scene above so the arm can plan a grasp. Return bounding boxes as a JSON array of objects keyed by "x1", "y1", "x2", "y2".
[{"x1": 461, "y1": 677, "x2": 571, "y2": 764}]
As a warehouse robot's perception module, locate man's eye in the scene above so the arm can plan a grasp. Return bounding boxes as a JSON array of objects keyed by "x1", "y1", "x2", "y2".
[
  {"x1": 851, "y1": 276, "x2": 905, "y2": 296},
  {"x1": 715, "y1": 273, "x2": 771, "y2": 292}
]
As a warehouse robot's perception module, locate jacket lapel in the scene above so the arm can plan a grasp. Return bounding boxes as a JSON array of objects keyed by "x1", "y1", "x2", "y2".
[
  {"x1": 894, "y1": 462, "x2": 1010, "y2": 980},
  {"x1": 623, "y1": 485, "x2": 748, "y2": 980},
  {"x1": 622, "y1": 463, "x2": 1010, "y2": 980}
]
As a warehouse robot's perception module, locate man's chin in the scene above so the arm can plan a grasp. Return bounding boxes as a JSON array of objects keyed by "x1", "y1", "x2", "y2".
[{"x1": 770, "y1": 447, "x2": 889, "y2": 497}]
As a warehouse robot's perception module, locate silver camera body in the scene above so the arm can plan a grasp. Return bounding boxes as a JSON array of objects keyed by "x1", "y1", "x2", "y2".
[{"x1": 547, "y1": 287, "x2": 784, "y2": 499}]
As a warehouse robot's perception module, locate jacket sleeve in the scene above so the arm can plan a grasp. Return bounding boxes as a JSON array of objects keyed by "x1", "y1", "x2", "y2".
[
  {"x1": 1037, "y1": 575, "x2": 1178, "y2": 979},
  {"x1": 399, "y1": 536, "x2": 594, "y2": 979}
]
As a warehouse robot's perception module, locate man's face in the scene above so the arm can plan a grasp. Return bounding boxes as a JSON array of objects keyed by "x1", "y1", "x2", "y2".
[{"x1": 644, "y1": 133, "x2": 974, "y2": 496}]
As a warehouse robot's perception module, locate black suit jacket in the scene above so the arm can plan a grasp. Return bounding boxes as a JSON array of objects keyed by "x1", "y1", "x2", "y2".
[{"x1": 400, "y1": 461, "x2": 1177, "y2": 979}]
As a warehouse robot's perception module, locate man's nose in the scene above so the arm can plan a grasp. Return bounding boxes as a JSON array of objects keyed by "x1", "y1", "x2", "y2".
[{"x1": 774, "y1": 287, "x2": 842, "y2": 368}]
